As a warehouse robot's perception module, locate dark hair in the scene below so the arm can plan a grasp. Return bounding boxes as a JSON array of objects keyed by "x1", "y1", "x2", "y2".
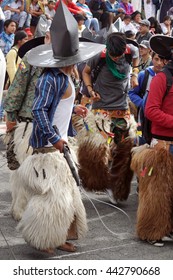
[
  {"x1": 148, "y1": 17, "x2": 162, "y2": 34},
  {"x1": 124, "y1": 30, "x2": 135, "y2": 38},
  {"x1": 131, "y1": 10, "x2": 141, "y2": 21},
  {"x1": 163, "y1": 15, "x2": 171, "y2": 22},
  {"x1": 4, "y1": 19, "x2": 17, "y2": 30},
  {"x1": 124, "y1": 15, "x2": 131, "y2": 21},
  {"x1": 13, "y1": 30, "x2": 28, "y2": 46},
  {"x1": 106, "y1": 32, "x2": 126, "y2": 57}
]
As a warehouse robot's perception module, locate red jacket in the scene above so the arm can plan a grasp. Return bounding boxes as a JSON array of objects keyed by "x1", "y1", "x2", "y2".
[
  {"x1": 145, "y1": 72, "x2": 173, "y2": 138},
  {"x1": 55, "y1": 0, "x2": 82, "y2": 15}
]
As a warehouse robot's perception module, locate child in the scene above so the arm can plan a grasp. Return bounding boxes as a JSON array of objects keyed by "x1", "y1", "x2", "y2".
[
  {"x1": 45, "y1": 0, "x2": 55, "y2": 23},
  {"x1": 74, "y1": 14, "x2": 86, "y2": 38}
]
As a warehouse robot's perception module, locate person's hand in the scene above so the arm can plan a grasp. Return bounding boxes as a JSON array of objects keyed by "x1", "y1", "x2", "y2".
[
  {"x1": 53, "y1": 139, "x2": 67, "y2": 153},
  {"x1": 89, "y1": 90, "x2": 101, "y2": 101},
  {"x1": 131, "y1": 76, "x2": 138, "y2": 88},
  {"x1": 6, "y1": 120, "x2": 17, "y2": 132},
  {"x1": 74, "y1": 105, "x2": 88, "y2": 118}
]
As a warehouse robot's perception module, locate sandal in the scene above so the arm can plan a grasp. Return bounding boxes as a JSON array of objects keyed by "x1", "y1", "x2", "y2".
[{"x1": 58, "y1": 242, "x2": 77, "y2": 252}]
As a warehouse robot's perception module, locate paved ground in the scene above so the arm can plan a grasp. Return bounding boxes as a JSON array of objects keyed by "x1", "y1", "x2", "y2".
[{"x1": 1, "y1": 123, "x2": 173, "y2": 260}]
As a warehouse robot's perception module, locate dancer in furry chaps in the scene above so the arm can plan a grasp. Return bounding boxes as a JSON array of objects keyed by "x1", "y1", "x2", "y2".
[
  {"x1": 131, "y1": 145, "x2": 173, "y2": 243},
  {"x1": 75, "y1": 110, "x2": 136, "y2": 203},
  {"x1": 14, "y1": 2, "x2": 104, "y2": 253},
  {"x1": 17, "y1": 151, "x2": 88, "y2": 252}
]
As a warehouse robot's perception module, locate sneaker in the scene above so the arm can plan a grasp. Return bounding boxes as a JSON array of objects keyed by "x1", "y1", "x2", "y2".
[
  {"x1": 162, "y1": 233, "x2": 173, "y2": 241},
  {"x1": 147, "y1": 239, "x2": 164, "y2": 247}
]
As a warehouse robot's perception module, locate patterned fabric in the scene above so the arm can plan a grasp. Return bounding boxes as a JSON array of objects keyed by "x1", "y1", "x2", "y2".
[
  {"x1": 0, "y1": 31, "x2": 14, "y2": 56},
  {"x1": 4, "y1": 55, "x2": 43, "y2": 122}
]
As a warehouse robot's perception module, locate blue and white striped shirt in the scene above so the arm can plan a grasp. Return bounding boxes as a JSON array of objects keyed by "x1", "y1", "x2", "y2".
[{"x1": 30, "y1": 68, "x2": 74, "y2": 148}]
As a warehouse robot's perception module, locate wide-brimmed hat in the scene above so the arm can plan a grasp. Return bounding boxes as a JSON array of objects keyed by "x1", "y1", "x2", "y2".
[
  {"x1": 18, "y1": 36, "x2": 45, "y2": 58},
  {"x1": 149, "y1": 35, "x2": 173, "y2": 59},
  {"x1": 27, "y1": 0, "x2": 104, "y2": 68}
]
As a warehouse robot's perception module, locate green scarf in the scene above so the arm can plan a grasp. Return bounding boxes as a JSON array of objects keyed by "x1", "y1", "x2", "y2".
[{"x1": 106, "y1": 50, "x2": 126, "y2": 80}]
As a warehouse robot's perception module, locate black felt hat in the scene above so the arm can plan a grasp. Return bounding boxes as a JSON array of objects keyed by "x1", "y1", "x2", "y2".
[
  {"x1": 18, "y1": 36, "x2": 45, "y2": 58},
  {"x1": 27, "y1": 0, "x2": 104, "y2": 68},
  {"x1": 149, "y1": 35, "x2": 173, "y2": 59}
]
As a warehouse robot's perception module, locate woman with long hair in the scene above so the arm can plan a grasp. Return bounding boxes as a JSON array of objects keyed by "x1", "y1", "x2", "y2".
[
  {"x1": 0, "y1": 19, "x2": 16, "y2": 56},
  {"x1": 6, "y1": 30, "x2": 28, "y2": 85}
]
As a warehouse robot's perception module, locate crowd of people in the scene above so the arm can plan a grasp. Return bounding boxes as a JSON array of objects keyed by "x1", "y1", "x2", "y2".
[{"x1": 1, "y1": 0, "x2": 173, "y2": 254}]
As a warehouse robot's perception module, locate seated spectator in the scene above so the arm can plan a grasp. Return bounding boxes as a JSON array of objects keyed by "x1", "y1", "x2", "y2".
[
  {"x1": 27, "y1": 0, "x2": 44, "y2": 35},
  {"x1": 131, "y1": 10, "x2": 141, "y2": 34},
  {"x1": 3, "y1": 0, "x2": 27, "y2": 29},
  {"x1": 76, "y1": 0, "x2": 100, "y2": 33},
  {"x1": 55, "y1": 0, "x2": 86, "y2": 17},
  {"x1": 136, "y1": 19, "x2": 152, "y2": 44},
  {"x1": 160, "y1": 15, "x2": 172, "y2": 36},
  {"x1": 44, "y1": 0, "x2": 55, "y2": 24},
  {"x1": 122, "y1": 14, "x2": 137, "y2": 34},
  {"x1": 6, "y1": 30, "x2": 28, "y2": 85},
  {"x1": 119, "y1": 0, "x2": 134, "y2": 15},
  {"x1": 88, "y1": 0, "x2": 110, "y2": 29},
  {"x1": 105, "y1": 0, "x2": 125, "y2": 24},
  {"x1": 74, "y1": 13, "x2": 86, "y2": 37},
  {"x1": 148, "y1": 16, "x2": 162, "y2": 35},
  {"x1": 0, "y1": 2, "x2": 5, "y2": 34},
  {"x1": 0, "y1": 19, "x2": 16, "y2": 56},
  {"x1": 138, "y1": 40, "x2": 152, "y2": 72}
]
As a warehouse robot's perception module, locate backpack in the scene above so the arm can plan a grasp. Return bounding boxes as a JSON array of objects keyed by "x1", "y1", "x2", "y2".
[{"x1": 140, "y1": 67, "x2": 173, "y2": 144}]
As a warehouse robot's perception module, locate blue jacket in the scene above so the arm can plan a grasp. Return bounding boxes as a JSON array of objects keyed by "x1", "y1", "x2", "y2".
[
  {"x1": 105, "y1": 1, "x2": 121, "y2": 14},
  {"x1": 30, "y1": 68, "x2": 75, "y2": 148},
  {"x1": 128, "y1": 66, "x2": 156, "y2": 109}
]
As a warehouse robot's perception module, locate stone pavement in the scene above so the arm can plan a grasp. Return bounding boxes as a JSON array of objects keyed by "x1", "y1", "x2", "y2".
[{"x1": 0, "y1": 128, "x2": 173, "y2": 260}]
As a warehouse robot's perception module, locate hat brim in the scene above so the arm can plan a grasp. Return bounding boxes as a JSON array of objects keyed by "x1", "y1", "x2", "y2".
[
  {"x1": 126, "y1": 38, "x2": 139, "y2": 48},
  {"x1": 27, "y1": 42, "x2": 105, "y2": 67},
  {"x1": 18, "y1": 36, "x2": 45, "y2": 58},
  {"x1": 149, "y1": 35, "x2": 173, "y2": 57}
]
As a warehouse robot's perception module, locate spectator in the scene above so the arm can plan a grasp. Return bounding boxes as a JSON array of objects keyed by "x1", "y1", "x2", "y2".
[
  {"x1": 6, "y1": 30, "x2": 28, "y2": 85},
  {"x1": 119, "y1": 0, "x2": 134, "y2": 15},
  {"x1": 138, "y1": 40, "x2": 152, "y2": 72},
  {"x1": 44, "y1": 0, "x2": 56, "y2": 24},
  {"x1": 136, "y1": 19, "x2": 152, "y2": 44},
  {"x1": 0, "y1": 19, "x2": 17, "y2": 56},
  {"x1": 76, "y1": 0, "x2": 100, "y2": 33},
  {"x1": 148, "y1": 16, "x2": 162, "y2": 34},
  {"x1": 128, "y1": 52, "x2": 164, "y2": 144},
  {"x1": 88, "y1": 0, "x2": 110, "y2": 29},
  {"x1": 55, "y1": 0, "x2": 86, "y2": 17},
  {"x1": 160, "y1": 15, "x2": 172, "y2": 36},
  {"x1": 74, "y1": 13, "x2": 86, "y2": 37},
  {"x1": 0, "y1": 2, "x2": 5, "y2": 34},
  {"x1": 105, "y1": 0, "x2": 125, "y2": 24},
  {"x1": 3, "y1": 0, "x2": 27, "y2": 29},
  {"x1": 122, "y1": 14, "x2": 137, "y2": 34},
  {"x1": 27, "y1": 0, "x2": 44, "y2": 35},
  {"x1": 131, "y1": 10, "x2": 141, "y2": 34}
]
